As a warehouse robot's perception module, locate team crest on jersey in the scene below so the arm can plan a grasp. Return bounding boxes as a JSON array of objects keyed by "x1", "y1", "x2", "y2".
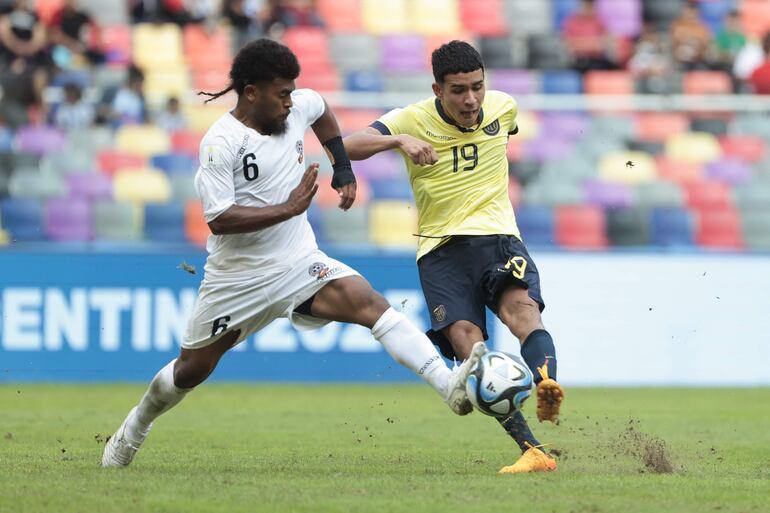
[
  {"x1": 296, "y1": 140, "x2": 304, "y2": 163},
  {"x1": 482, "y1": 119, "x2": 500, "y2": 136},
  {"x1": 433, "y1": 304, "x2": 447, "y2": 322},
  {"x1": 308, "y1": 262, "x2": 327, "y2": 277}
]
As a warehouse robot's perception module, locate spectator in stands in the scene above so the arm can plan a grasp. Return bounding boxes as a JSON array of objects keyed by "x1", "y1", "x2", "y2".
[
  {"x1": 129, "y1": 0, "x2": 191, "y2": 25},
  {"x1": 222, "y1": 0, "x2": 262, "y2": 51},
  {"x1": 629, "y1": 22, "x2": 674, "y2": 94},
  {"x1": 0, "y1": 0, "x2": 50, "y2": 125},
  {"x1": 748, "y1": 33, "x2": 770, "y2": 95},
  {"x1": 715, "y1": 10, "x2": 747, "y2": 71},
  {"x1": 562, "y1": 0, "x2": 618, "y2": 73},
  {"x1": 263, "y1": 0, "x2": 324, "y2": 36},
  {"x1": 669, "y1": 1, "x2": 714, "y2": 71},
  {"x1": 48, "y1": 0, "x2": 105, "y2": 66},
  {"x1": 733, "y1": 35, "x2": 765, "y2": 91},
  {"x1": 52, "y1": 81, "x2": 94, "y2": 130},
  {"x1": 96, "y1": 64, "x2": 147, "y2": 127},
  {"x1": 154, "y1": 96, "x2": 187, "y2": 132}
]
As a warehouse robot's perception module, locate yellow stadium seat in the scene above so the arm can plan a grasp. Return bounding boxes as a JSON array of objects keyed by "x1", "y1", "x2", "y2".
[
  {"x1": 113, "y1": 168, "x2": 172, "y2": 204},
  {"x1": 514, "y1": 111, "x2": 539, "y2": 141},
  {"x1": 369, "y1": 200, "x2": 418, "y2": 248},
  {"x1": 144, "y1": 66, "x2": 190, "y2": 103},
  {"x1": 0, "y1": 228, "x2": 8, "y2": 245},
  {"x1": 598, "y1": 151, "x2": 657, "y2": 184},
  {"x1": 362, "y1": 0, "x2": 408, "y2": 34},
  {"x1": 115, "y1": 124, "x2": 171, "y2": 156},
  {"x1": 186, "y1": 104, "x2": 231, "y2": 133},
  {"x1": 133, "y1": 23, "x2": 184, "y2": 70},
  {"x1": 665, "y1": 132, "x2": 722, "y2": 164},
  {"x1": 410, "y1": 0, "x2": 460, "y2": 35}
]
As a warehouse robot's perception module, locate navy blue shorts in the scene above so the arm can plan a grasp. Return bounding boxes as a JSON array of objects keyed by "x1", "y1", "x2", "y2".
[{"x1": 417, "y1": 235, "x2": 544, "y2": 360}]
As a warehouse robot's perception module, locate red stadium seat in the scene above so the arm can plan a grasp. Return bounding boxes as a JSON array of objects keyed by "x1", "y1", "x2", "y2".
[
  {"x1": 555, "y1": 205, "x2": 608, "y2": 249},
  {"x1": 36, "y1": 0, "x2": 63, "y2": 25},
  {"x1": 682, "y1": 71, "x2": 733, "y2": 95},
  {"x1": 684, "y1": 180, "x2": 733, "y2": 210},
  {"x1": 283, "y1": 27, "x2": 333, "y2": 73},
  {"x1": 656, "y1": 157, "x2": 703, "y2": 184},
  {"x1": 508, "y1": 176, "x2": 521, "y2": 208},
  {"x1": 506, "y1": 139, "x2": 522, "y2": 161},
  {"x1": 184, "y1": 25, "x2": 232, "y2": 72},
  {"x1": 185, "y1": 200, "x2": 210, "y2": 246},
  {"x1": 335, "y1": 109, "x2": 383, "y2": 134},
  {"x1": 317, "y1": 0, "x2": 362, "y2": 31},
  {"x1": 460, "y1": 0, "x2": 507, "y2": 36},
  {"x1": 296, "y1": 69, "x2": 340, "y2": 92},
  {"x1": 695, "y1": 207, "x2": 744, "y2": 249},
  {"x1": 636, "y1": 113, "x2": 689, "y2": 142},
  {"x1": 741, "y1": 0, "x2": 770, "y2": 38},
  {"x1": 719, "y1": 135, "x2": 767, "y2": 163},
  {"x1": 316, "y1": 174, "x2": 371, "y2": 208},
  {"x1": 97, "y1": 150, "x2": 147, "y2": 176},
  {"x1": 584, "y1": 71, "x2": 634, "y2": 95},
  {"x1": 171, "y1": 131, "x2": 203, "y2": 157},
  {"x1": 101, "y1": 24, "x2": 132, "y2": 67}
]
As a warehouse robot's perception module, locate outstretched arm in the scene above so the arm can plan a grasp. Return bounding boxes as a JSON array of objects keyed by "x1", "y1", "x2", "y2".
[
  {"x1": 344, "y1": 127, "x2": 439, "y2": 165},
  {"x1": 311, "y1": 100, "x2": 357, "y2": 210}
]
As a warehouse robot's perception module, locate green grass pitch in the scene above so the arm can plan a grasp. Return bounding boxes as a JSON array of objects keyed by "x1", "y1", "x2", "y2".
[{"x1": 1, "y1": 385, "x2": 768, "y2": 513}]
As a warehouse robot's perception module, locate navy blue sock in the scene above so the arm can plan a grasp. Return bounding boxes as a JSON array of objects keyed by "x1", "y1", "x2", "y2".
[
  {"x1": 520, "y1": 329, "x2": 557, "y2": 383},
  {"x1": 498, "y1": 411, "x2": 540, "y2": 452}
]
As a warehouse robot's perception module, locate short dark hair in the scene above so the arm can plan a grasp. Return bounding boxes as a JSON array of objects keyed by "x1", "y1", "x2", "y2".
[
  {"x1": 431, "y1": 40, "x2": 484, "y2": 83},
  {"x1": 199, "y1": 38, "x2": 300, "y2": 103}
]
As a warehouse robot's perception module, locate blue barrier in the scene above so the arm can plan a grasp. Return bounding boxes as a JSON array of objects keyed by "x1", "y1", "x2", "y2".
[{"x1": 0, "y1": 249, "x2": 444, "y2": 383}]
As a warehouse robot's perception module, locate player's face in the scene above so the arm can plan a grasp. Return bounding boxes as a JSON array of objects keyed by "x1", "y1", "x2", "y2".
[
  {"x1": 246, "y1": 78, "x2": 295, "y2": 135},
  {"x1": 433, "y1": 69, "x2": 485, "y2": 128}
]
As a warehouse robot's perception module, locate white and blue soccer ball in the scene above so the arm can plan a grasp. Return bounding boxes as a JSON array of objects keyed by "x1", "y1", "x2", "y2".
[{"x1": 465, "y1": 351, "x2": 533, "y2": 417}]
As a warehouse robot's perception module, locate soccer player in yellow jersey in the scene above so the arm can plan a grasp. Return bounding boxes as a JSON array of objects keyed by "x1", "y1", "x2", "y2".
[{"x1": 343, "y1": 41, "x2": 564, "y2": 473}]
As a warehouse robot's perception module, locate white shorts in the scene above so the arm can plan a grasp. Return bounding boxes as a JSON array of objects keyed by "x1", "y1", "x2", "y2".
[{"x1": 183, "y1": 250, "x2": 360, "y2": 349}]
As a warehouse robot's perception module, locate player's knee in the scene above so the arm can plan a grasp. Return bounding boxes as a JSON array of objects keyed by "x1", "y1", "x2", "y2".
[{"x1": 504, "y1": 306, "x2": 543, "y2": 341}]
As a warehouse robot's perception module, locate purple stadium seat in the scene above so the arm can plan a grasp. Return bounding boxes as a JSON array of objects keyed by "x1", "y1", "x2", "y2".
[
  {"x1": 522, "y1": 136, "x2": 574, "y2": 162},
  {"x1": 352, "y1": 151, "x2": 402, "y2": 180},
  {"x1": 539, "y1": 112, "x2": 589, "y2": 141},
  {"x1": 66, "y1": 173, "x2": 113, "y2": 200},
  {"x1": 15, "y1": 125, "x2": 66, "y2": 155},
  {"x1": 704, "y1": 159, "x2": 752, "y2": 185},
  {"x1": 584, "y1": 180, "x2": 635, "y2": 208},
  {"x1": 46, "y1": 198, "x2": 92, "y2": 241},
  {"x1": 596, "y1": 0, "x2": 642, "y2": 38},
  {"x1": 381, "y1": 35, "x2": 426, "y2": 73},
  {"x1": 490, "y1": 70, "x2": 539, "y2": 95}
]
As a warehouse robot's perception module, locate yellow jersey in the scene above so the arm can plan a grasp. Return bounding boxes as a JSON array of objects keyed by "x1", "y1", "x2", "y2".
[{"x1": 372, "y1": 90, "x2": 521, "y2": 260}]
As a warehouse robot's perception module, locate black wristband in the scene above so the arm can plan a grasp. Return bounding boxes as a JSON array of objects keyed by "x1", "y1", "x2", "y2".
[{"x1": 323, "y1": 135, "x2": 356, "y2": 188}]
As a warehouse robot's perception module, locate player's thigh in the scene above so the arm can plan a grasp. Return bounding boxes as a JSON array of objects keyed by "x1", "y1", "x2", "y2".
[
  {"x1": 310, "y1": 275, "x2": 390, "y2": 328},
  {"x1": 442, "y1": 320, "x2": 485, "y2": 360}
]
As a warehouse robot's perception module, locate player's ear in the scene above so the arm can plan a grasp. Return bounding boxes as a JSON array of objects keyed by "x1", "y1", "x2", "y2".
[
  {"x1": 243, "y1": 84, "x2": 259, "y2": 102},
  {"x1": 432, "y1": 82, "x2": 443, "y2": 100}
]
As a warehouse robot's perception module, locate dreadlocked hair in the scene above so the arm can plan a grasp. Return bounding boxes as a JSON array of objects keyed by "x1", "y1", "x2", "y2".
[{"x1": 198, "y1": 38, "x2": 301, "y2": 103}]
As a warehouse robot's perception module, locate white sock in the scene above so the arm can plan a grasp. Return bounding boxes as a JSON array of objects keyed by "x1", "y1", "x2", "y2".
[
  {"x1": 129, "y1": 359, "x2": 190, "y2": 439},
  {"x1": 371, "y1": 307, "x2": 452, "y2": 399}
]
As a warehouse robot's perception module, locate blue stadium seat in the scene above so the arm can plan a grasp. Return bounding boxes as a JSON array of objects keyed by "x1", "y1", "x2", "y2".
[
  {"x1": 344, "y1": 70, "x2": 384, "y2": 93},
  {"x1": 698, "y1": 0, "x2": 731, "y2": 33},
  {"x1": 552, "y1": 0, "x2": 579, "y2": 30},
  {"x1": 306, "y1": 204, "x2": 325, "y2": 244},
  {"x1": 541, "y1": 70, "x2": 583, "y2": 94},
  {"x1": 150, "y1": 153, "x2": 197, "y2": 176},
  {"x1": 0, "y1": 198, "x2": 44, "y2": 241},
  {"x1": 515, "y1": 206, "x2": 555, "y2": 246},
  {"x1": 650, "y1": 207, "x2": 695, "y2": 246},
  {"x1": 144, "y1": 202, "x2": 186, "y2": 242},
  {"x1": 368, "y1": 178, "x2": 413, "y2": 200}
]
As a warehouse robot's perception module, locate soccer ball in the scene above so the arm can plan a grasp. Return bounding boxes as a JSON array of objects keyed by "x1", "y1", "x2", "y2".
[{"x1": 465, "y1": 351, "x2": 533, "y2": 417}]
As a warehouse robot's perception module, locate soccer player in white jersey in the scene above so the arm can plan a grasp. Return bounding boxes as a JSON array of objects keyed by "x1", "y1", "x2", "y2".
[{"x1": 101, "y1": 39, "x2": 487, "y2": 468}]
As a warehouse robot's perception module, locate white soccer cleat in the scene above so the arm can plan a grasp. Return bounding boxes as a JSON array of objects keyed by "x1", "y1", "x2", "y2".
[
  {"x1": 101, "y1": 407, "x2": 150, "y2": 468},
  {"x1": 446, "y1": 341, "x2": 488, "y2": 416}
]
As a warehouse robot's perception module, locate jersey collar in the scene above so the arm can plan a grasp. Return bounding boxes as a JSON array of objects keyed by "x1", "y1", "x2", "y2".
[{"x1": 434, "y1": 98, "x2": 484, "y2": 133}]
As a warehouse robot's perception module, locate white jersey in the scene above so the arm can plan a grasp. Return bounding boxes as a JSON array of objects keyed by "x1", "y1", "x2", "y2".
[{"x1": 194, "y1": 88, "x2": 326, "y2": 277}]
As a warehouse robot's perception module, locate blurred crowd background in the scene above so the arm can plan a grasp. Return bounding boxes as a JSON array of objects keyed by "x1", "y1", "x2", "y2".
[{"x1": 1, "y1": 0, "x2": 770, "y2": 251}]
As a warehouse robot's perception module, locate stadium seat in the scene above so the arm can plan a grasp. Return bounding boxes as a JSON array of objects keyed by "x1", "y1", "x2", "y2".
[
  {"x1": 523, "y1": 179, "x2": 583, "y2": 207},
  {"x1": 695, "y1": 207, "x2": 744, "y2": 249},
  {"x1": 39, "y1": 148, "x2": 94, "y2": 175},
  {"x1": 539, "y1": 112, "x2": 588, "y2": 141},
  {"x1": 362, "y1": 0, "x2": 408, "y2": 34},
  {"x1": 97, "y1": 150, "x2": 147, "y2": 176},
  {"x1": 67, "y1": 127, "x2": 114, "y2": 155},
  {"x1": 133, "y1": 23, "x2": 184, "y2": 70},
  {"x1": 540, "y1": 156, "x2": 595, "y2": 182},
  {"x1": 330, "y1": 34, "x2": 380, "y2": 71},
  {"x1": 460, "y1": 0, "x2": 507, "y2": 36},
  {"x1": 584, "y1": 71, "x2": 635, "y2": 95},
  {"x1": 740, "y1": 0, "x2": 770, "y2": 38},
  {"x1": 656, "y1": 157, "x2": 703, "y2": 184},
  {"x1": 698, "y1": 0, "x2": 731, "y2": 33},
  {"x1": 0, "y1": 198, "x2": 44, "y2": 241},
  {"x1": 719, "y1": 135, "x2": 767, "y2": 163},
  {"x1": 334, "y1": 109, "x2": 383, "y2": 135},
  {"x1": 682, "y1": 71, "x2": 733, "y2": 95},
  {"x1": 15, "y1": 125, "x2": 66, "y2": 155},
  {"x1": 184, "y1": 200, "x2": 210, "y2": 246},
  {"x1": 626, "y1": 140, "x2": 664, "y2": 156},
  {"x1": 113, "y1": 168, "x2": 172, "y2": 204},
  {"x1": 596, "y1": 0, "x2": 642, "y2": 38},
  {"x1": 321, "y1": 206, "x2": 369, "y2": 244},
  {"x1": 144, "y1": 67, "x2": 190, "y2": 103},
  {"x1": 740, "y1": 208, "x2": 770, "y2": 250},
  {"x1": 352, "y1": 151, "x2": 403, "y2": 180},
  {"x1": 170, "y1": 174, "x2": 199, "y2": 202},
  {"x1": 649, "y1": 207, "x2": 695, "y2": 246},
  {"x1": 731, "y1": 114, "x2": 770, "y2": 140},
  {"x1": 283, "y1": 27, "x2": 333, "y2": 74},
  {"x1": 606, "y1": 206, "x2": 650, "y2": 246},
  {"x1": 170, "y1": 131, "x2": 203, "y2": 157},
  {"x1": 316, "y1": 175, "x2": 371, "y2": 209},
  {"x1": 184, "y1": 25, "x2": 232, "y2": 72},
  {"x1": 480, "y1": 37, "x2": 517, "y2": 69},
  {"x1": 381, "y1": 35, "x2": 426, "y2": 73},
  {"x1": 684, "y1": 181, "x2": 733, "y2": 210},
  {"x1": 539, "y1": 70, "x2": 581, "y2": 94},
  {"x1": 643, "y1": 0, "x2": 686, "y2": 31},
  {"x1": 66, "y1": 172, "x2": 112, "y2": 200},
  {"x1": 734, "y1": 181, "x2": 770, "y2": 210},
  {"x1": 598, "y1": 151, "x2": 657, "y2": 184},
  {"x1": 317, "y1": 0, "x2": 362, "y2": 31},
  {"x1": 306, "y1": 203, "x2": 325, "y2": 244},
  {"x1": 46, "y1": 198, "x2": 91, "y2": 242},
  {"x1": 588, "y1": 114, "x2": 634, "y2": 139},
  {"x1": 704, "y1": 159, "x2": 752, "y2": 185},
  {"x1": 489, "y1": 69, "x2": 539, "y2": 96},
  {"x1": 511, "y1": 111, "x2": 539, "y2": 141},
  {"x1": 527, "y1": 35, "x2": 570, "y2": 69},
  {"x1": 151, "y1": 153, "x2": 197, "y2": 176},
  {"x1": 635, "y1": 113, "x2": 689, "y2": 142},
  {"x1": 192, "y1": 67, "x2": 230, "y2": 94},
  {"x1": 555, "y1": 205, "x2": 607, "y2": 249},
  {"x1": 410, "y1": 0, "x2": 460, "y2": 35},
  {"x1": 93, "y1": 201, "x2": 142, "y2": 241},
  {"x1": 522, "y1": 136, "x2": 574, "y2": 162},
  {"x1": 368, "y1": 177, "x2": 413, "y2": 200},
  {"x1": 635, "y1": 181, "x2": 684, "y2": 208},
  {"x1": 115, "y1": 125, "x2": 171, "y2": 157},
  {"x1": 690, "y1": 117, "x2": 729, "y2": 137},
  {"x1": 8, "y1": 168, "x2": 65, "y2": 200},
  {"x1": 383, "y1": 72, "x2": 434, "y2": 93},
  {"x1": 101, "y1": 24, "x2": 132, "y2": 66},
  {"x1": 369, "y1": 200, "x2": 418, "y2": 248},
  {"x1": 665, "y1": 132, "x2": 722, "y2": 164},
  {"x1": 144, "y1": 202, "x2": 186, "y2": 243},
  {"x1": 584, "y1": 180, "x2": 636, "y2": 208},
  {"x1": 344, "y1": 70, "x2": 384, "y2": 93},
  {"x1": 514, "y1": 206, "x2": 555, "y2": 246},
  {"x1": 187, "y1": 104, "x2": 230, "y2": 133},
  {"x1": 506, "y1": 0, "x2": 552, "y2": 36},
  {"x1": 296, "y1": 69, "x2": 340, "y2": 93}
]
